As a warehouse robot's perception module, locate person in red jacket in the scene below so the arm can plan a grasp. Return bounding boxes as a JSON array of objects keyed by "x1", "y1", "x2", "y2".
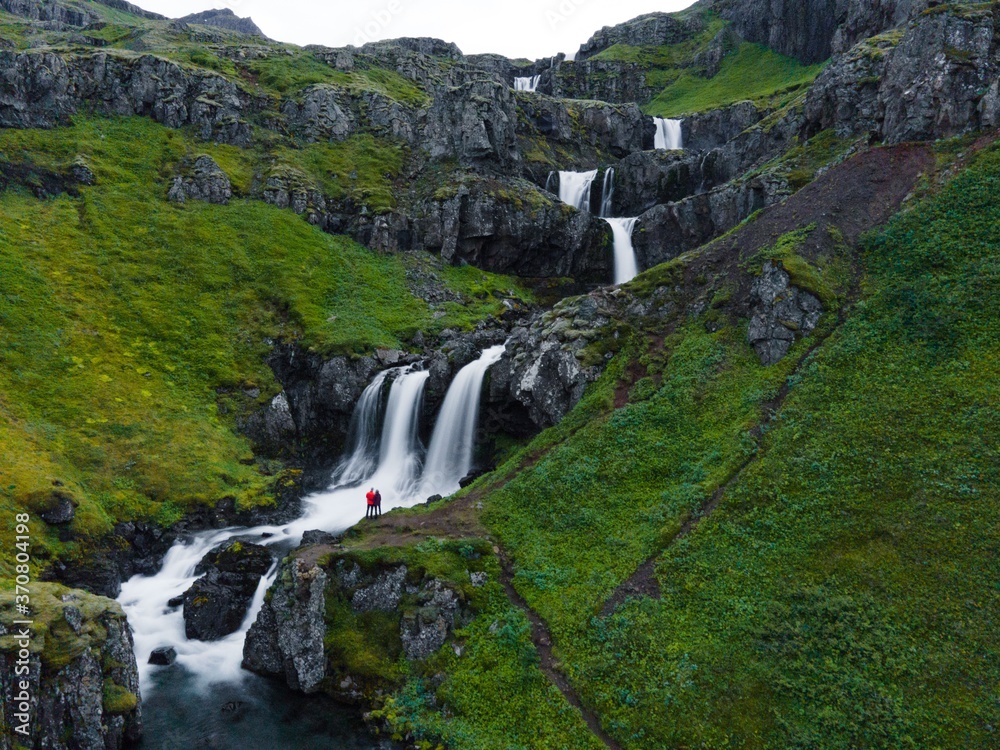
[{"x1": 365, "y1": 487, "x2": 376, "y2": 519}]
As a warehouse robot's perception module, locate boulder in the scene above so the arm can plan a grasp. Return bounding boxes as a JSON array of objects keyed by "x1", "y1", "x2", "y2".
[
  {"x1": 148, "y1": 646, "x2": 177, "y2": 666},
  {"x1": 182, "y1": 541, "x2": 274, "y2": 641},
  {"x1": 166, "y1": 155, "x2": 232, "y2": 205}
]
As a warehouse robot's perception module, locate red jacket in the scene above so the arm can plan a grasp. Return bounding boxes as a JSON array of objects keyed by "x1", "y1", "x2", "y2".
[{"x1": 366, "y1": 491, "x2": 375, "y2": 506}]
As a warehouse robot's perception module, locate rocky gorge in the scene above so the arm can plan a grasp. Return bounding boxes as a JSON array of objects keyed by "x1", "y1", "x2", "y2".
[{"x1": 0, "y1": 0, "x2": 998, "y2": 748}]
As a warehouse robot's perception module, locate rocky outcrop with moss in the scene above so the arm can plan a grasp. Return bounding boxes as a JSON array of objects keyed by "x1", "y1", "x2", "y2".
[{"x1": 0, "y1": 584, "x2": 141, "y2": 750}]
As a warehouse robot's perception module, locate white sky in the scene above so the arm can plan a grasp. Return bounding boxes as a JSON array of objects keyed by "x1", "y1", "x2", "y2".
[{"x1": 133, "y1": 0, "x2": 697, "y2": 60}]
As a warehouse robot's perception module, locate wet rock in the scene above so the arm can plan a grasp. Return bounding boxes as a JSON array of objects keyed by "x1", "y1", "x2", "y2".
[
  {"x1": 351, "y1": 566, "x2": 407, "y2": 613},
  {"x1": 243, "y1": 558, "x2": 328, "y2": 693},
  {"x1": 182, "y1": 541, "x2": 274, "y2": 641},
  {"x1": 747, "y1": 261, "x2": 823, "y2": 365},
  {"x1": 300, "y1": 529, "x2": 340, "y2": 547},
  {"x1": 166, "y1": 155, "x2": 232, "y2": 204},
  {"x1": 167, "y1": 596, "x2": 184, "y2": 608},
  {"x1": 148, "y1": 646, "x2": 177, "y2": 666}
]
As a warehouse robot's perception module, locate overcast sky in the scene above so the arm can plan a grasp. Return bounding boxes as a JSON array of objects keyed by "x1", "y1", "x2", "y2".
[{"x1": 134, "y1": 0, "x2": 697, "y2": 59}]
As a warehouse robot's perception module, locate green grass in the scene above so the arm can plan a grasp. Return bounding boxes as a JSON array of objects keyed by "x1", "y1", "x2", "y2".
[
  {"x1": 472, "y1": 143, "x2": 1000, "y2": 747},
  {"x1": 645, "y1": 43, "x2": 827, "y2": 117},
  {"x1": 0, "y1": 117, "x2": 430, "y2": 570},
  {"x1": 276, "y1": 135, "x2": 406, "y2": 213}
]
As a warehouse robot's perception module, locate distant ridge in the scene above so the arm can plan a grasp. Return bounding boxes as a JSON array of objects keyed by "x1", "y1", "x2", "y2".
[{"x1": 178, "y1": 8, "x2": 266, "y2": 38}]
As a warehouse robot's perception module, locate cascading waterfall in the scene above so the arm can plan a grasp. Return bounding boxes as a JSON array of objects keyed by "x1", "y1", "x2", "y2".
[
  {"x1": 604, "y1": 217, "x2": 640, "y2": 285},
  {"x1": 514, "y1": 75, "x2": 541, "y2": 92},
  {"x1": 654, "y1": 117, "x2": 683, "y2": 150},
  {"x1": 420, "y1": 345, "x2": 506, "y2": 497},
  {"x1": 599, "y1": 167, "x2": 615, "y2": 218},
  {"x1": 335, "y1": 369, "x2": 390, "y2": 485},
  {"x1": 120, "y1": 351, "x2": 503, "y2": 698},
  {"x1": 558, "y1": 169, "x2": 599, "y2": 211}
]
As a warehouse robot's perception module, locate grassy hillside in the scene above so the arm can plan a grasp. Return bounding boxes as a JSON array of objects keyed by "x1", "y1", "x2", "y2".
[
  {"x1": 644, "y1": 42, "x2": 826, "y2": 117},
  {"x1": 366, "y1": 142, "x2": 1000, "y2": 747},
  {"x1": 0, "y1": 116, "x2": 528, "y2": 575}
]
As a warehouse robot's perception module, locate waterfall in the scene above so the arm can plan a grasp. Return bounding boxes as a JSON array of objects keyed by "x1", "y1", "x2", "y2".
[
  {"x1": 558, "y1": 169, "x2": 598, "y2": 212},
  {"x1": 420, "y1": 345, "x2": 506, "y2": 497},
  {"x1": 514, "y1": 75, "x2": 540, "y2": 92},
  {"x1": 335, "y1": 369, "x2": 390, "y2": 485},
  {"x1": 654, "y1": 117, "x2": 683, "y2": 150},
  {"x1": 376, "y1": 368, "x2": 430, "y2": 497},
  {"x1": 545, "y1": 170, "x2": 558, "y2": 195},
  {"x1": 604, "y1": 217, "x2": 640, "y2": 285},
  {"x1": 599, "y1": 168, "x2": 615, "y2": 218}
]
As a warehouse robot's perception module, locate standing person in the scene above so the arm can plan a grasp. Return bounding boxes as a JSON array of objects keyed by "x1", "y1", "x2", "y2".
[
  {"x1": 365, "y1": 487, "x2": 376, "y2": 519},
  {"x1": 374, "y1": 489, "x2": 383, "y2": 517}
]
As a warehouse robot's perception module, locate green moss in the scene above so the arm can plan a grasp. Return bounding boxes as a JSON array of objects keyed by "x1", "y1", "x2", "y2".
[
  {"x1": 644, "y1": 43, "x2": 827, "y2": 117},
  {"x1": 102, "y1": 680, "x2": 138, "y2": 715}
]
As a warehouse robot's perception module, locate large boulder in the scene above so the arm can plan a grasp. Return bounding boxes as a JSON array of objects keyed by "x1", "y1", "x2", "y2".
[
  {"x1": 166, "y1": 155, "x2": 233, "y2": 204},
  {"x1": 747, "y1": 261, "x2": 823, "y2": 365},
  {"x1": 182, "y1": 541, "x2": 274, "y2": 641}
]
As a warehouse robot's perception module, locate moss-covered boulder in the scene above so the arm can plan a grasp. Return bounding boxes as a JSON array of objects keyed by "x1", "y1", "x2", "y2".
[{"x1": 182, "y1": 541, "x2": 274, "y2": 641}]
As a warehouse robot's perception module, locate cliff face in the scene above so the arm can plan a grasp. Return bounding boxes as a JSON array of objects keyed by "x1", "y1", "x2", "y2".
[{"x1": 0, "y1": 585, "x2": 142, "y2": 750}]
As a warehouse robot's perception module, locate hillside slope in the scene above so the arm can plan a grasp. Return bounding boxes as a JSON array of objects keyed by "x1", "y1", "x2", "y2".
[{"x1": 0, "y1": 0, "x2": 998, "y2": 748}]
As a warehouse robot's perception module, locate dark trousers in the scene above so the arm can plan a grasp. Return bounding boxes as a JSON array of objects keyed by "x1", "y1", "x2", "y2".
[
  {"x1": 375, "y1": 502, "x2": 382, "y2": 517},
  {"x1": 366, "y1": 504, "x2": 375, "y2": 518}
]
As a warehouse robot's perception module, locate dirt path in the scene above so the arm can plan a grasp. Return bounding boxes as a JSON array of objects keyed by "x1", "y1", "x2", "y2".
[{"x1": 497, "y1": 554, "x2": 624, "y2": 750}]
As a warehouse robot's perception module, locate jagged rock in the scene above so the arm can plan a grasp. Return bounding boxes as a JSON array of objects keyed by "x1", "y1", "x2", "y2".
[
  {"x1": 417, "y1": 178, "x2": 611, "y2": 281},
  {"x1": 178, "y1": 8, "x2": 266, "y2": 37},
  {"x1": 612, "y1": 150, "x2": 703, "y2": 216},
  {"x1": 716, "y1": 0, "x2": 844, "y2": 64},
  {"x1": 261, "y1": 166, "x2": 327, "y2": 222},
  {"x1": 400, "y1": 579, "x2": 460, "y2": 660},
  {"x1": 182, "y1": 541, "x2": 274, "y2": 641},
  {"x1": 300, "y1": 529, "x2": 340, "y2": 547},
  {"x1": 517, "y1": 95, "x2": 651, "y2": 160},
  {"x1": 632, "y1": 173, "x2": 791, "y2": 269},
  {"x1": 243, "y1": 557, "x2": 328, "y2": 693},
  {"x1": 166, "y1": 155, "x2": 232, "y2": 204},
  {"x1": 805, "y1": 4, "x2": 1000, "y2": 144},
  {"x1": 683, "y1": 101, "x2": 768, "y2": 152},
  {"x1": 747, "y1": 261, "x2": 823, "y2": 365},
  {"x1": 576, "y1": 12, "x2": 703, "y2": 59},
  {"x1": 0, "y1": 51, "x2": 257, "y2": 144},
  {"x1": 351, "y1": 566, "x2": 407, "y2": 613},
  {"x1": 148, "y1": 646, "x2": 177, "y2": 666},
  {"x1": 281, "y1": 85, "x2": 353, "y2": 143},
  {"x1": 421, "y1": 72, "x2": 518, "y2": 167},
  {"x1": 831, "y1": 0, "x2": 930, "y2": 54},
  {"x1": 244, "y1": 392, "x2": 297, "y2": 456},
  {"x1": 0, "y1": 584, "x2": 142, "y2": 750}
]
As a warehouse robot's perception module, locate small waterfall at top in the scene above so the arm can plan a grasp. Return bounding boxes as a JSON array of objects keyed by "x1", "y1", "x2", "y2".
[
  {"x1": 514, "y1": 75, "x2": 541, "y2": 92},
  {"x1": 420, "y1": 345, "x2": 506, "y2": 497},
  {"x1": 558, "y1": 169, "x2": 598, "y2": 211},
  {"x1": 599, "y1": 168, "x2": 615, "y2": 218},
  {"x1": 654, "y1": 117, "x2": 683, "y2": 150},
  {"x1": 603, "y1": 217, "x2": 640, "y2": 285}
]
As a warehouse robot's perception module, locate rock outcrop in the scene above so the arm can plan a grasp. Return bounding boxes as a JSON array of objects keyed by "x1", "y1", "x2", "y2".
[
  {"x1": 0, "y1": 584, "x2": 142, "y2": 750},
  {"x1": 178, "y1": 8, "x2": 266, "y2": 37},
  {"x1": 0, "y1": 50, "x2": 258, "y2": 144},
  {"x1": 747, "y1": 261, "x2": 824, "y2": 365},
  {"x1": 166, "y1": 155, "x2": 233, "y2": 204},
  {"x1": 243, "y1": 556, "x2": 328, "y2": 693},
  {"x1": 182, "y1": 541, "x2": 274, "y2": 641}
]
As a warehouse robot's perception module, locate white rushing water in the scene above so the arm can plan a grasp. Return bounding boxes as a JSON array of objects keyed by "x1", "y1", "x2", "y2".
[
  {"x1": 514, "y1": 75, "x2": 541, "y2": 92},
  {"x1": 420, "y1": 345, "x2": 506, "y2": 497},
  {"x1": 599, "y1": 168, "x2": 615, "y2": 218},
  {"x1": 119, "y1": 352, "x2": 502, "y2": 694},
  {"x1": 558, "y1": 169, "x2": 599, "y2": 211},
  {"x1": 654, "y1": 117, "x2": 683, "y2": 150},
  {"x1": 604, "y1": 217, "x2": 640, "y2": 285}
]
